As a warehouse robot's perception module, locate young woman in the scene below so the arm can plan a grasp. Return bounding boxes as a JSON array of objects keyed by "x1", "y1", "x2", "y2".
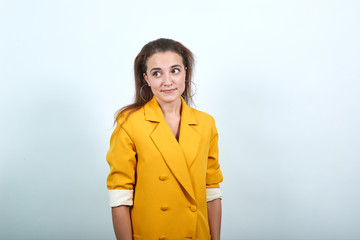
[{"x1": 106, "y1": 38, "x2": 223, "y2": 240}]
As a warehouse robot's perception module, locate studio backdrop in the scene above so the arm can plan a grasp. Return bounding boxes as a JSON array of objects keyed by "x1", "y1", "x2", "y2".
[{"x1": 1, "y1": 0, "x2": 359, "y2": 239}]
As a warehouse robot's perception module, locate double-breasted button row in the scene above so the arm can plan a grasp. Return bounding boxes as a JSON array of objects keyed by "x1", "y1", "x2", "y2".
[
  {"x1": 160, "y1": 205, "x2": 196, "y2": 212},
  {"x1": 159, "y1": 175, "x2": 168, "y2": 181}
]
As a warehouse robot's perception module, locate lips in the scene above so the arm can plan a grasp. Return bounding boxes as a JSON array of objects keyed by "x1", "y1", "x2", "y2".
[{"x1": 162, "y1": 89, "x2": 176, "y2": 93}]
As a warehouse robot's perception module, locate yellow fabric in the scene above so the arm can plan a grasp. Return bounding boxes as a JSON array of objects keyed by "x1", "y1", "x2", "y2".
[{"x1": 106, "y1": 96, "x2": 223, "y2": 240}]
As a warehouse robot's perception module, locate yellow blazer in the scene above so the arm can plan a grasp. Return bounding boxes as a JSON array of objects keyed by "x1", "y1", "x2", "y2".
[{"x1": 107, "y1": 96, "x2": 223, "y2": 240}]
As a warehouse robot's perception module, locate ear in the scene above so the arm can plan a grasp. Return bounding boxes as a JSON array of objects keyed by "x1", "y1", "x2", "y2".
[{"x1": 143, "y1": 73, "x2": 150, "y2": 86}]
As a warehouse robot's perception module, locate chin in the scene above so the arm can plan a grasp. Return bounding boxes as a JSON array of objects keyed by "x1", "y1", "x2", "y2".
[{"x1": 157, "y1": 94, "x2": 181, "y2": 103}]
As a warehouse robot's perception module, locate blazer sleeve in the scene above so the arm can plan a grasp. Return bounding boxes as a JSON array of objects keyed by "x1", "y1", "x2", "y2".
[
  {"x1": 106, "y1": 120, "x2": 137, "y2": 207},
  {"x1": 206, "y1": 117, "x2": 223, "y2": 189}
]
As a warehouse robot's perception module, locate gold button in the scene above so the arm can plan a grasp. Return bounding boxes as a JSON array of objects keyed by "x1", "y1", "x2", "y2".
[
  {"x1": 190, "y1": 206, "x2": 197, "y2": 212},
  {"x1": 161, "y1": 206, "x2": 168, "y2": 211},
  {"x1": 159, "y1": 237, "x2": 167, "y2": 240},
  {"x1": 159, "y1": 175, "x2": 168, "y2": 181}
]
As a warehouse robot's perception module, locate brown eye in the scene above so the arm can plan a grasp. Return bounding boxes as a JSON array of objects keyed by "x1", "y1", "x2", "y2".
[
  {"x1": 172, "y1": 68, "x2": 180, "y2": 74},
  {"x1": 153, "y1": 71, "x2": 161, "y2": 77}
]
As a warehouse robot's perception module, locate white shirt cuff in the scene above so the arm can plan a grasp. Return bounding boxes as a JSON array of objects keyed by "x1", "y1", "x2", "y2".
[
  {"x1": 108, "y1": 189, "x2": 133, "y2": 207},
  {"x1": 206, "y1": 188, "x2": 222, "y2": 202}
]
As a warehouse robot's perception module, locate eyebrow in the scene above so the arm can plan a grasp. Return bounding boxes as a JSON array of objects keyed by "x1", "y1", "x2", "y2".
[
  {"x1": 171, "y1": 64, "x2": 182, "y2": 68},
  {"x1": 150, "y1": 67, "x2": 161, "y2": 73},
  {"x1": 150, "y1": 65, "x2": 183, "y2": 73}
]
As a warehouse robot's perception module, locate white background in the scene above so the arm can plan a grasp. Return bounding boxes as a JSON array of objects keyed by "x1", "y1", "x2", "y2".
[{"x1": 1, "y1": 0, "x2": 360, "y2": 239}]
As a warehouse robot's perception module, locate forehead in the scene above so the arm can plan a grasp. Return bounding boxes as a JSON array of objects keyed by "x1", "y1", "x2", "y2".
[{"x1": 146, "y1": 51, "x2": 183, "y2": 68}]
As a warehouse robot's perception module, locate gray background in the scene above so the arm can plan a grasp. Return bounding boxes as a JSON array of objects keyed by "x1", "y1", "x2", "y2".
[{"x1": 1, "y1": 0, "x2": 359, "y2": 239}]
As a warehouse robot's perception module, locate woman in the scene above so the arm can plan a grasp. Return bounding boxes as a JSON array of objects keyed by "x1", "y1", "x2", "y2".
[{"x1": 106, "y1": 38, "x2": 223, "y2": 240}]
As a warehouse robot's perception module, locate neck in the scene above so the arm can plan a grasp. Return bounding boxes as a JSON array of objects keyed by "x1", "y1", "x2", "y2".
[{"x1": 156, "y1": 97, "x2": 182, "y2": 117}]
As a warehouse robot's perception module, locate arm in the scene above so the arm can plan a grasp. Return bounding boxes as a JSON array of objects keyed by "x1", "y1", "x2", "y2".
[
  {"x1": 107, "y1": 120, "x2": 137, "y2": 240},
  {"x1": 207, "y1": 198, "x2": 222, "y2": 240},
  {"x1": 206, "y1": 118, "x2": 223, "y2": 240},
  {"x1": 112, "y1": 206, "x2": 132, "y2": 240}
]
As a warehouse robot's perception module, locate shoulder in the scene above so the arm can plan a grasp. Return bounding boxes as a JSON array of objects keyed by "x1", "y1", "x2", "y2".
[
  {"x1": 191, "y1": 107, "x2": 215, "y2": 121},
  {"x1": 190, "y1": 107, "x2": 216, "y2": 126},
  {"x1": 189, "y1": 107, "x2": 218, "y2": 139},
  {"x1": 115, "y1": 106, "x2": 145, "y2": 129}
]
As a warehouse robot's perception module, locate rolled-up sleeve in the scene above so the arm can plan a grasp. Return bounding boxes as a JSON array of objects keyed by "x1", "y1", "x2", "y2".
[
  {"x1": 106, "y1": 121, "x2": 137, "y2": 207},
  {"x1": 206, "y1": 117, "x2": 223, "y2": 200},
  {"x1": 108, "y1": 189, "x2": 134, "y2": 207},
  {"x1": 206, "y1": 188, "x2": 223, "y2": 202}
]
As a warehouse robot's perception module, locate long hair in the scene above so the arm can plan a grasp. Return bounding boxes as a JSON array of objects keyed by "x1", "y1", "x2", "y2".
[{"x1": 114, "y1": 38, "x2": 195, "y2": 126}]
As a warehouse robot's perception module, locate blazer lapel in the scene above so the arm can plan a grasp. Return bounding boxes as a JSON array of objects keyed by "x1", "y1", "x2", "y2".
[
  {"x1": 145, "y1": 97, "x2": 196, "y2": 202},
  {"x1": 179, "y1": 98, "x2": 200, "y2": 169}
]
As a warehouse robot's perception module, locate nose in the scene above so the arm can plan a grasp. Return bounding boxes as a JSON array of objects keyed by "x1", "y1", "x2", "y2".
[{"x1": 163, "y1": 73, "x2": 173, "y2": 86}]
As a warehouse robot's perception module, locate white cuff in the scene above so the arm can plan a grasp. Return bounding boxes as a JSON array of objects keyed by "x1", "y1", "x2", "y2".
[
  {"x1": 108, "y1": 189, "x2": 133, "y2": 207},
  {"x1": 206, "y1": 188, "x2": 222, "y2": 202}
]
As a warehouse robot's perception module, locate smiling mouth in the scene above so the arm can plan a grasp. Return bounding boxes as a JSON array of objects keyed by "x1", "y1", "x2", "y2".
[{"x1": 162, "y1": 89, "x2": 176, "y2": 93}]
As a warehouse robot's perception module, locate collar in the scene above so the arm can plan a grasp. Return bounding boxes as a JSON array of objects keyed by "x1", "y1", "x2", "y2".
[{"x1": 144, "y1": 96, "x2": 198, "y2": 125}]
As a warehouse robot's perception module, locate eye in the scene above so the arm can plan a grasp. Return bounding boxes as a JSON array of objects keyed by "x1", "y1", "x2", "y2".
[
  {"x1": 172, "y1": 68, "x2": 180, "y2": 74},
  {"x1": 152, "y1": 71, "x2": 161, "y2": 77}
]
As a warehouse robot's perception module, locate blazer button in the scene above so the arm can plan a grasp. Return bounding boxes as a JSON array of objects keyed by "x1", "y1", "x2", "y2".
[
  {"x1": 159, "y1": 236, "x2": 167, "y2": 240},
  {"x1": 159, "y1": 175, "x2": 168, "y2": 181},
  {"x1": 161, "y1": 206, "x2": 168, "y2": 211},
  {"x1": 190, "y1": 206, "x2": 197, "y2": 212}
]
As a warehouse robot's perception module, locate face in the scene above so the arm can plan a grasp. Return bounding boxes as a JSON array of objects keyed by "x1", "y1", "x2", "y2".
[{"x1": 143, "y1": 51, "x2": 186, "y2": 106}]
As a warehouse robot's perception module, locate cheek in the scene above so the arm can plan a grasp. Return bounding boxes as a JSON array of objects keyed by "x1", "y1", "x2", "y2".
[
  {"x1": 177, "y1": 76, "x2": 186, "y2": 88},
  {"x1": 149, "y1": 79, "x2": 162, "y2": 90}
]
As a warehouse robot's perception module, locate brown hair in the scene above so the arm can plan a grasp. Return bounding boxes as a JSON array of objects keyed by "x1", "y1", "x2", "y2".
[{"x1": 114, "y1": 38, "x2": 195, "y2": 126}]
